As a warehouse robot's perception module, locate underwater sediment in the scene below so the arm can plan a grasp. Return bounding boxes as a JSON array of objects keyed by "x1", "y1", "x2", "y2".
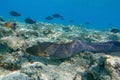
[{"x1": 0, "y1": 22, "x2": 120, "y2": 80}]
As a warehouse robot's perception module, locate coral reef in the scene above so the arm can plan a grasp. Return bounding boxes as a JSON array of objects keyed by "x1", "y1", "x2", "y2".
[{"x1": 0, "y1": 22, "x2": 120, "y2": 80}]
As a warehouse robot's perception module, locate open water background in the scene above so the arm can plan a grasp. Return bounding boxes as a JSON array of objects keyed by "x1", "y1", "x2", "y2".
[{"x1": 0, "y1": 0, "x2": 120, "y2": 30}]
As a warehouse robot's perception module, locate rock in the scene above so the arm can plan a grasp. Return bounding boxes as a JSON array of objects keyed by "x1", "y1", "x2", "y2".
[
  {"x1": 106, "y1": 33, "x2": 120, "y2": 41},
  {"x1": 0, "y1": 53, "x2": 21, "y2": 70},
  {"x1": 0, "y1": 43, "x2": 8, "y2": 54},
  {"x1": 16, "y1": 28, "x2": 40, "y2": 39},
  {"x1": 0, "y1": 36, "x2": 25, "y2": 51},
  {"x1": 0, "y1": 71, "x2": 29, "y2": 80},
  {"x1": 0, "y1": 27, "x2": 13, "y2": 38},
  {"x1": 85, "y1": 55, "x2": 120, "y2": 80}
]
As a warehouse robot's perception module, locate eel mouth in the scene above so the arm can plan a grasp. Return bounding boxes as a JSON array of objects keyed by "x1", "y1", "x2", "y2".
[{"x1": 25, "y1": 45, "x2": 49, "y2": 57}]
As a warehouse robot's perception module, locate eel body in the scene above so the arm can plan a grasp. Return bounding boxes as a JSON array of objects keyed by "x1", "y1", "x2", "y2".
[{"x1": 26, "y1": 40, "x2": 120, "y2": 59}]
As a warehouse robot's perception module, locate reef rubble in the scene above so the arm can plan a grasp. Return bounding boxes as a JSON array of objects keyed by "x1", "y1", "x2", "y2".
[{"x1": 0, "y1": 22, "x2": 120, "y2": 80}]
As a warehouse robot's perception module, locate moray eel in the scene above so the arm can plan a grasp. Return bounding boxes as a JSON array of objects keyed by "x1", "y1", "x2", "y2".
[{"x1": 26, "y1": 40, "x2": 120, "y2": 59}]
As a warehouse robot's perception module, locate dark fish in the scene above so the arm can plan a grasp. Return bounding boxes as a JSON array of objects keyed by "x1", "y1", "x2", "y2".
[
  {"x1": 110, "y1": 28, "x2": 120, "y2": 33},
  {"x1": 85, "y1": 21, "x2": 90, "y2": 25},
  {"x1": 9, "y1": 11, "x2": 21, "y2": 17},
  {"x1": 24, "y1": 18, "x2": 36, "y2": 24},
  {"x1": 61, "y1": 17, "x2": 64, "y2": 20},
  {"x1": 45, "y1": 16, "x2": 53, "y2": 20},
  {"x1": 52, "y1": 13, "x2": 62, "y2": 18},
  {"x1": 69, "y1": 20, "x2": 73, "y2": 23},
  {"x1": 108, "y1": 23, "x2": 112, "y2": 26},
  {"x1": 0, "y1": 17, "x2": 5, "y2": 21}
]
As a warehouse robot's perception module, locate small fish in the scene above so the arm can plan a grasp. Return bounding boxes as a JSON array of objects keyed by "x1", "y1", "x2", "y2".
[
  {"x1": 24, "y1": 18, "x2": 36, "y2": 24},
  {"x1": 108, "y1": 23, "x2": 112, "y2": 26},
  {"x1": 61, "y1": 17, "x2": 64, "y2": 20},
  {"x1": 69, "y1": 20, "x2": 73, "y2": 23},
  {"x1": 85, "y1": 21, "x2": 90, "y2": 25},
  {"x1": 4, "y1": 22, "x2": 17, "y2": 31},
  {"x1": 45, "y1": 16, "x2": 53, "y2": 20},
  {"x1": 9, "y1": 11, "x2": 21, "y2": 17},
  {"x1": 52, "y1": 13, "x2": 62, "y2": 18},
  {"x1": 110, "y1": 28, "x2": 120, "y2": 33}
]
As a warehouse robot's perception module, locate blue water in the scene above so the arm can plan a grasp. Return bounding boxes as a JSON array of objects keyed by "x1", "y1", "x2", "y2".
[{"x1": 0, "y1": 0, "x2": 120, "y2": 30}]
